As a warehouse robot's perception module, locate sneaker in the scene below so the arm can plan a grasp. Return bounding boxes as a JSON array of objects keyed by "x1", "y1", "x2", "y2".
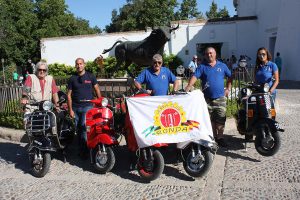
[{"x1": 217, "y1": 138, "x2": 228, "y2": 147}]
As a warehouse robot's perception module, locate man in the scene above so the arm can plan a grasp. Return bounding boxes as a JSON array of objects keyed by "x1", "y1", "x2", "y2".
[
  {"x1": 134, "y1": 54, "x2": 179, "y2": 96},
  {"x1": 274, "y1": 52, "x2": 282, "y2": 76},
  {"x1": 185, "y1": 47, "x2": 232, "y2": 147},
  {"x1": 21, "y1": 61, "x2": 59, "y2": 110},
  {"x1": 67, "y1": 58, "x2": 101, "y2": 158},
  {"x1": 185, "y1": 55, "x2": 199, "y2": 77}
]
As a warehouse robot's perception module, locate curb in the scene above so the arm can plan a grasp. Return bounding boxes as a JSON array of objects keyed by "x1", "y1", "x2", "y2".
[
  {"x1": 0, "y1": 118, "x2": 237, "y2": 143},
  {"x1": 0, "y1": 126, "x2": 27, "y2": 143}
]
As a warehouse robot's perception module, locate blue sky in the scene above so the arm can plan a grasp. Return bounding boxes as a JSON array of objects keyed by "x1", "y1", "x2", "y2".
[{"x1": 65, "y1": 0, "x2": 236, "y2": 30}]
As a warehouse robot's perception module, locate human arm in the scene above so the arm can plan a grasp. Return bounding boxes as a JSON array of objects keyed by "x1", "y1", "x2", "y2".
[
  {"x1": 185, "y1": 76, "x2": 198, "y2": 92},
  {"x1": 172, "y1": 79, "x2": 179, "y2": 92},
  {"x1": 94, "y1": 84, "x2": 102, "y2": 98},
  {"x1": 21, "y1": 75, "x2": 32, "y2": 105},
  {"x1": 270, "y1": 71, "x2": 279, "y2": 93},
  {"x1": 67, "y1": 89, "x2": 74, "y2": 118},
  {"x1": 224, "y1": 65, "x2": 232, "y2": 97},
  {"x1": 225, "y1": 78, "x2": 232, "y2": 97}
]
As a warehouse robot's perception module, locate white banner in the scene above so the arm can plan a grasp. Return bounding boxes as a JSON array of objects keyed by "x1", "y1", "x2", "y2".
[{"x1": 126, "y1": 90, "x2": 213, "y2": 148}]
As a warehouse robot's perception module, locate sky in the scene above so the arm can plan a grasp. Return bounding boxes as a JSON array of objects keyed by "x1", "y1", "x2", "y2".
[{"x1": 65, "y1": 0, "x2": 236, "y2": 30}]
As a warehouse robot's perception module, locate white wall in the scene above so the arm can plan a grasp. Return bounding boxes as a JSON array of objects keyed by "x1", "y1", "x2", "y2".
[
  {"x1": 275, "y1": 0, "x2": 300, "y2": 80},
  {"x1": 41, "y1": 31, "x2": 150, "y2": 66}
]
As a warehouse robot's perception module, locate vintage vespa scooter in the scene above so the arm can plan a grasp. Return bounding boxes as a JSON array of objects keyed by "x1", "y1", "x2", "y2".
[{"x1": 83, "y1": 97, "x2": 120, "y2": 173}]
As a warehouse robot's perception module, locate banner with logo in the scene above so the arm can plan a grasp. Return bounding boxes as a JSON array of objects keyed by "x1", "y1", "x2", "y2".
[{"x1": 126, "y1": 90, "x2": 213, "y2": 148}]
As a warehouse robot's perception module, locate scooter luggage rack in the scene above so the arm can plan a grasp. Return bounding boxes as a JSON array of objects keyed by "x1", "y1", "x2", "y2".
[{"x1": 26, "y1": 112, "x2": 51, "y2": 135}]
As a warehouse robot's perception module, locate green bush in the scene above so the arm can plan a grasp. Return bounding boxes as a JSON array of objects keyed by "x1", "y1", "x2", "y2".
[
  {"x1": 0, "y1": 112, "x2": 23, "y2": 129},
  {"x1": 163, "y1": 54, "x2": 184, "y2": 70},
  {"x1": 47, "y1": 54, "x2": 184, "y2": 78}
]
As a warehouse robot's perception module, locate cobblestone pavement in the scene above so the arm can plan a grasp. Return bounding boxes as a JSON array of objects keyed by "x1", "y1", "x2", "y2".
[{"x1": 0, "y1": 88, "x2": 299, "y2": 200}]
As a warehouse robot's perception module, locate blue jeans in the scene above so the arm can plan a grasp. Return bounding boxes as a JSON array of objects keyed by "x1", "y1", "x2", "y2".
[{"x1": 73, "y1": 105, "x2": 93, "y2": 151}]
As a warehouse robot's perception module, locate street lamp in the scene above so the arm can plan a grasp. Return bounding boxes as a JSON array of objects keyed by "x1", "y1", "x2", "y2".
[{"x1": 1, "y1": 58, "x2": 4, "y2": 84}]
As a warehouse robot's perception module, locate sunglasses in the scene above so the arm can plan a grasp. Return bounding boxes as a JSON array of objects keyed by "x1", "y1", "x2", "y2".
[
  {"x1": 38, "y1": 69, "x2": 47, "y2": 72},
  {"x1": 153, "y1": 61, "x2": 162, "y2": 65},
  {"x1": 258, "y1": 53, "x2": 266, "y2": 57}
]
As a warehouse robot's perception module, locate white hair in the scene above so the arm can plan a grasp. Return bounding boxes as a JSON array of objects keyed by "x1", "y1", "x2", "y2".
[{"x1": 35, "y1": 61, "x2": 48, "y2": 76}]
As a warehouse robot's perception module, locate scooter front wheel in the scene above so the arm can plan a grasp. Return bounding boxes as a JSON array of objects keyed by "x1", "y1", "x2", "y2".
[
  {"x1": 137, "y1": 149, "x2": 164, "y2": 182},
  {"x1": 30, "y1": 151, "x2": 51, "y2": 178},
  {"x1": 255, "y1": 123, "x2": 281, "y2": 156},
  {"x1": 183, "y1": 149, "x2": 213, "y2": 178},
  {"x1": 93, "y1": 145, "x2": 115, "y2": 173}
]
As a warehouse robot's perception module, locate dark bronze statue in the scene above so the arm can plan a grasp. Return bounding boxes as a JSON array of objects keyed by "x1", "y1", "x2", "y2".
[{"x1": 102, "y1": 24, "x2": 179, "y2": 77}]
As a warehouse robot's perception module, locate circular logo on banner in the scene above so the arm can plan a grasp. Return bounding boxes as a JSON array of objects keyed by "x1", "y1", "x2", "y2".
[{"x1": 154, "y1": 102, "x2": 186, "y2": 128}]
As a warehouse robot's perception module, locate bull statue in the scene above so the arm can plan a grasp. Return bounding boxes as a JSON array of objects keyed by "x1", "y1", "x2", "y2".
[{"x1": 102, "y1": 24, "x2": 179, "y2": 77}]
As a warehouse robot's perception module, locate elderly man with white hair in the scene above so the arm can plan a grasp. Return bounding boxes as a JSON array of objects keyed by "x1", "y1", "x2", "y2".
[{"x1": 21, "y1": 61, "x2": 59, "y2": 109}]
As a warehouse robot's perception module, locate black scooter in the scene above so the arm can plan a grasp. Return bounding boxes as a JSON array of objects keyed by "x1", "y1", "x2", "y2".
[
  {"x1": 24, "y1": 89, "x2": 74, "y2": 177},
  {"x1": 236, "y1": 82, "x2": 284, "y2": 156}
]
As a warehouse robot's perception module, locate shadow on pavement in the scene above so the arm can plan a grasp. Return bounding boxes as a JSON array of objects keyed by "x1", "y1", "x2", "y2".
[
  {"x1": 0, "y1": 142, "x2": 30, "y2": 173},
  {"x1": 216, "y1": 135, "x2": 261, "y2": 162}
]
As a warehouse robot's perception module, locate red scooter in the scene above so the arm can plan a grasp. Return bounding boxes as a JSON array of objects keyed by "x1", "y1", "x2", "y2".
[
  {"x1": 123, "y1": 92, "x2": 166, "y2": 182},
  {"x1": 84, "y1": 97, "x2": 120, "y2": 173}
]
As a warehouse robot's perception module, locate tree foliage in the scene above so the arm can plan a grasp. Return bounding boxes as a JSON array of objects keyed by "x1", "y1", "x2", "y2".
[
  {"x1": 106, "y1": 0, "x2": 178, "y2": 32},
  {"x1": 175, "y1": 0, "x2": 204, "y2": 20},
  {"x1": 0, "y1": 0, "x2": 100, "y2": 67},
  {"x1": 206, "y1": 1, "x2": 229, "y2": 19}
]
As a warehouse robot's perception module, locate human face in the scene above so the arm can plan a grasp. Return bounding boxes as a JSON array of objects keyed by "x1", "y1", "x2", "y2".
[
  {"x1": 257, "y1": 50, "x2": 268, "y2": 64},
  {"x1": 152, "y1": 60, "x2": 162, "y2": 72},
  {"x1": 75, "y1": 59, "x2": 85, "y2": 74},
  {"x1": 37, "y1": 65, "x2": 47, "y2": 79},
  {"x1": 205, "y1": 48, "x2": 216, "y2": 63}
]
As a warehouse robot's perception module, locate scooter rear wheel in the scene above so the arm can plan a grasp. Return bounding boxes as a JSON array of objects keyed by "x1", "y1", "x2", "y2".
[
  {"x1": 93, "y1": 145, "x2": 115, "y2": 173},
  {"x1": 183, "y1": 149, "x2": 213, "y2": 178},
  {"x1": 137, "y1": 149, "x2": 164, "y2": 182},
  {"x1": 255, "y1": 123, "x2": 281, "y2": 156},
  {"x1": 30, "y1": 152, "x2": 51, "y2": 178}
]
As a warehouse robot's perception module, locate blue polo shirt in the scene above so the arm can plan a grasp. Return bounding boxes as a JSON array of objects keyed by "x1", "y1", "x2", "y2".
[
  {"x1": 255, "y1": 61, "x2": 278, "y2": 88},
  {"x1": 67, "y1": 72, "x2": 98, "y2": 107},
  {"x1": 135, "y1": 66, "x2": 177, "y2": 96},
  {"x1": 194, "y1": 61, "x2": 231, "y2": 99}
]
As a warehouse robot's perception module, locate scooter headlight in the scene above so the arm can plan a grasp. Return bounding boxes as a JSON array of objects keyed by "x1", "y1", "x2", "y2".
[
  {"x1": 42, "y1": 101, "x2": 53, "y2": 111},
  {"x1": 263, "y1": 83, "x2": 270, "y2": 93},
  {"x1": 238, "y1": 88, "x2": 251, "y2": 98},
  {"x1": 101, "y1": 98, "x2": 108, "y2": 107},
  {"x1": 238, "y1": 61, "x2": 247, "y2": 68}
]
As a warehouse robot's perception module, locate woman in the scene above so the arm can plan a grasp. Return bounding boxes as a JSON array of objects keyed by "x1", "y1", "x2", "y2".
[{"x1": 255, "y1": 47, "x2": 279, "y2": 101}]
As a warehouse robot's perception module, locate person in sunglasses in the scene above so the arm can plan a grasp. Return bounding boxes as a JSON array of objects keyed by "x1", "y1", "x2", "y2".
[
  {"x1": 255, "y1": 47, "x2": 279, "y2": 101},
  {"x1": 134, "y1": 54, "x2": 179, "y2": 96},
  {"x1": 21, "y1": 61, "x2": 59, "y2": 109}
]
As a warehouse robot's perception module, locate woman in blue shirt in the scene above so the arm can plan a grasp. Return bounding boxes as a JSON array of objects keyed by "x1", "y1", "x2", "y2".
[{"x1": 255, "y1": 47, "x2": 279, "y2": 101}]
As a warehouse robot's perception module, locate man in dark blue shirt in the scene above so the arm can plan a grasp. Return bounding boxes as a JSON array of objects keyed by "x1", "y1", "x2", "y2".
[
  {"x1": 67, "y1": 58, "x2": 101, "y2": 158},
  {"x1": 185, "y1": 47, "x2": 232, "y2": 147},
  {"x1": 134, "y1": 54, "x2": 179, "y2": 96}
]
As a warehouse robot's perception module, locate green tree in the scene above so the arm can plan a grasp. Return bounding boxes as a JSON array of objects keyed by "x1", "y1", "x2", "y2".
[
  {"x1": 0, "y1": 0, "x2": 100, "y2": 67},
  {"x1": 206, "y1": 1, "x2": 218, "y2": 19},
  {"x1": 105, "y1": 0, "x2": 178, "y2": 32},
  {"x1": 0, "y1": 0, "x2": 38, "y2": 66},
  {"x1": 177, "y1": 0, "x2": 203, "y2": 20},
  {"x1": 218, "y1": 6, "x2": 230, "y2": 18},
  {"x1": 206, "y1": 1, "x2": 230, "y2": 19}
]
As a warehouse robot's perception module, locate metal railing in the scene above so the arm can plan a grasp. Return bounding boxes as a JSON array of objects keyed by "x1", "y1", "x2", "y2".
[{"x1": 0, "y1": 67, "x2": 254, "y2": 115}]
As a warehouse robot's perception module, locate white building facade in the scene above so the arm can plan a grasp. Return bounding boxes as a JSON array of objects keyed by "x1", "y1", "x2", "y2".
[{"x1": 41, "y1": 0, "x2": 300, "y2": 80}]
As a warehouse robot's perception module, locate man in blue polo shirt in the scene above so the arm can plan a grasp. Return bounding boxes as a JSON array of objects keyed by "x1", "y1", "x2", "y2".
[
  {"x1": 134, "y1": 54, "x2": 179, "y2": 96},
  {"x1": 67, "y1": 58, "x2": 101, "y2": 158},
  {"x1": 185, "y1": 47, "x2": 232, "y2": 147}
]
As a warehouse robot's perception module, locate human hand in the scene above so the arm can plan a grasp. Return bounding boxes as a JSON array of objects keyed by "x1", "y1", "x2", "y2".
[
  {"x1": 69, "y1": 110, "x2": 75, "y2": 118},
  {"x1": 225, "y1": 89, "x2": 230, "y2": 97},
  {"x1": 20, "y1": 98, "x2": 28, "y2": 105}
]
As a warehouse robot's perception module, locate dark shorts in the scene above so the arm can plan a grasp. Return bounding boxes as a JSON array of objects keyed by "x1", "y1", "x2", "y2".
[{"x1": 205, "y1": 96, "x2": 227, "y2": 125}]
